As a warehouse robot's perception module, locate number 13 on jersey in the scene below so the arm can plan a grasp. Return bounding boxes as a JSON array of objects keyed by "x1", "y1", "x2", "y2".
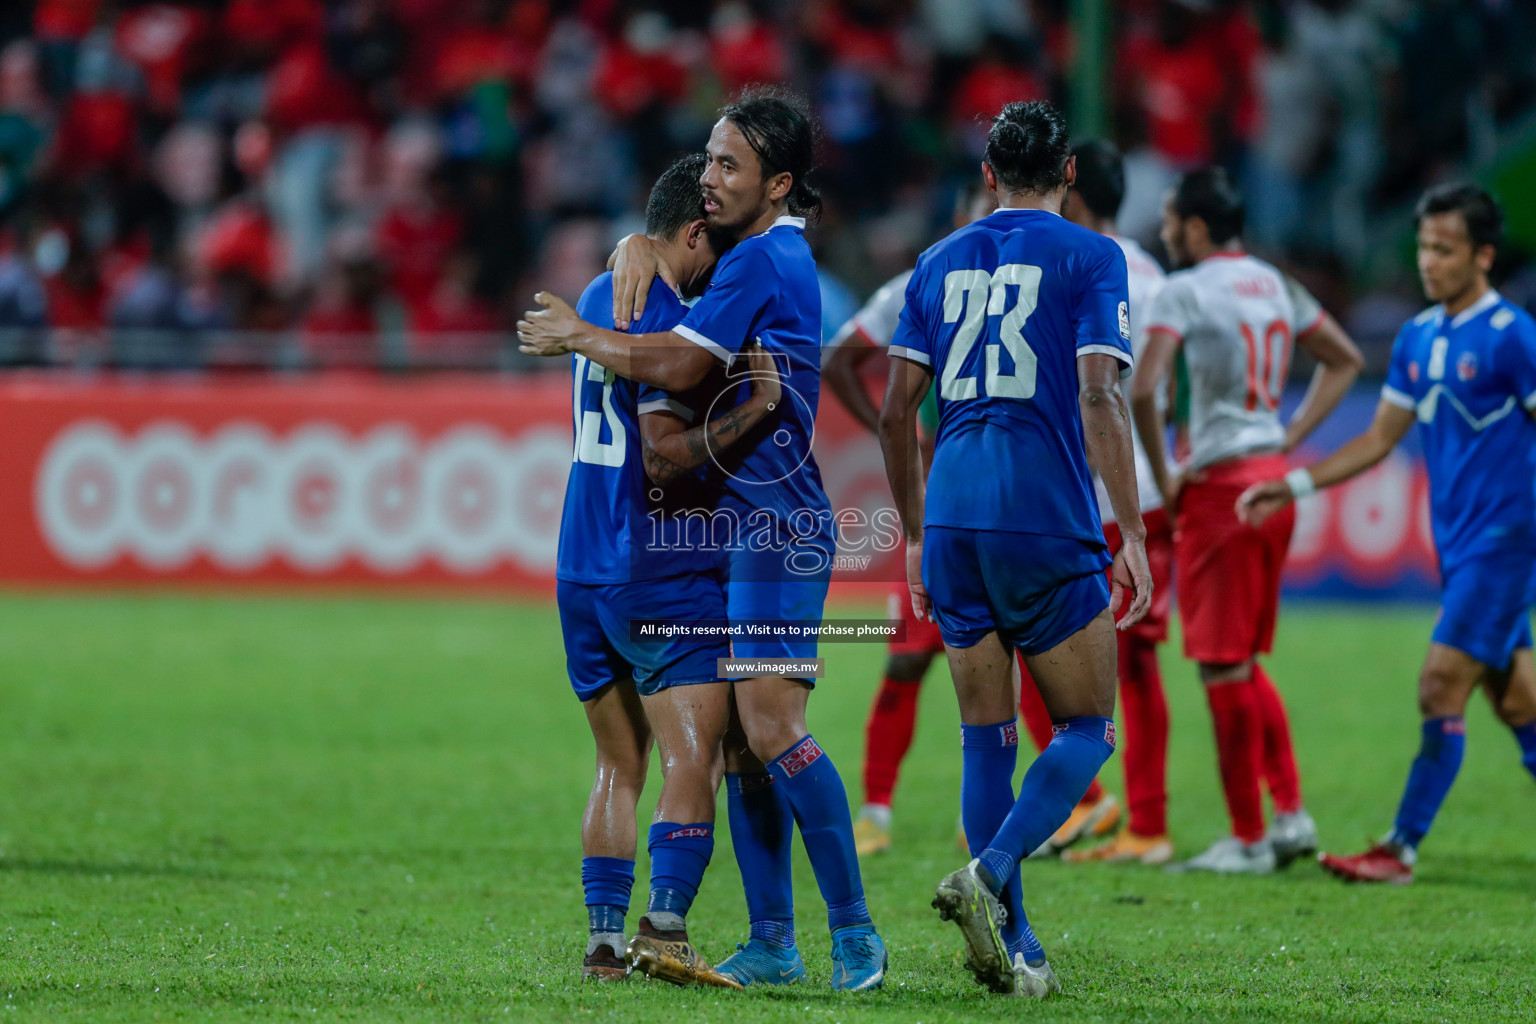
[{"x1": 940, "y1": 263, "x2": 1041, "y2": 401}]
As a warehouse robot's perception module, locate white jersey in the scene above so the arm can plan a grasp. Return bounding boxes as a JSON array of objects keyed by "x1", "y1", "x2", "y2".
[
  {"x1": 831, "y1": 270, "x2": 912, "y2": 349},
  {"x1": 1095, "y1": 236, "x2": 1166, "y2": 524},
  {"x1": 1143, "y1": 252, "x2": 1324, "y2": 471}
]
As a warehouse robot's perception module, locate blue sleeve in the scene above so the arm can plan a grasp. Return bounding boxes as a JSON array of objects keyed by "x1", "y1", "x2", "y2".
[
  {"x1": 888, "y1": 260, "x2": 932, "y2": 368},
  {"x1": 575, "y1": 276, "x2": 614, "y2": 331},
  {"x1": 1074, "y1": 242, "x2": 1132, "y2": 376},
  {"x1": 674, "y1": 246, "x2": 771, "y2": 363},
  {"x1": 1496, "y1": 312, "x2": 1536, "y2": 414},
  {"x1": 1382, "y1": 323, "x2": 1417, "y2": 409}
]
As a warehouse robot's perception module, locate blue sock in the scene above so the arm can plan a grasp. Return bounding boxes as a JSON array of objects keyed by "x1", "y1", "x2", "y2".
[
  {"x1": 1512, "y1": 720, "x2": 1536, "y2": 782},
  {"x1": 977, "y1": 716, "x2": 1116, "y2": 888},
  {"x1": 1390, "y1": 716, "x2": 1466, "y2": 850},
  {"x1": 581, "y1": 856, "x2": 634, "y2": 935},
  {"x1": 960, "y1": 719, "x2": 1036, "y2": 961},
  {"x1": 645, "y1": 822, "x2": 713, "y2": 925},
  {"x1": 767, "y1": 736, "x2": 872, "y2": 933},
  {"x1": 726, "y1": 772, "x2": 796, "y2": 947}
]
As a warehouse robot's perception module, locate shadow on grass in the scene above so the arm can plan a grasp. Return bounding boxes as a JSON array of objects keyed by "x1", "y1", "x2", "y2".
[{"x1": 0, "y1": 856, "x2": 266, "y2": 882}]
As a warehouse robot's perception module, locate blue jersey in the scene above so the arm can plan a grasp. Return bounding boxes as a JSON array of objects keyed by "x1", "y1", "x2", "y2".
[
  {"x1": 556, "y1": 274, "x2": 711, "y2": 584},
  {"x1": 1383, "y1": 289, "x2": 1536, "y2": 569},
  {"x1": 889, "y1": 208, "x2": 1132, "y2": 545},
  {"x1": 674, "y1": 215, "x2": 834, "y2": 554}
]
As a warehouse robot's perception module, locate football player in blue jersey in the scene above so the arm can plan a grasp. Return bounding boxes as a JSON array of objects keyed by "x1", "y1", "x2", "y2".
[
  {"x1": 879, "y1": 100, "x2": 1152, "y2": 997},
  {"x1": 520, "y1": 89, "x2": 888, "y2": 991},
  {"x1": 1238, "y1": 183, "x2": 1536, "y2": 884},
  {"x1": 556, "y1": 154, "x2": 783, "y2": 987}
]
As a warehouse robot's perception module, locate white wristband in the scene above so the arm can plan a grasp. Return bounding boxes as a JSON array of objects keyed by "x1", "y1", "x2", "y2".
[{"x1": 1284, "y1": 467, "x2": 1316, "y2": 499}]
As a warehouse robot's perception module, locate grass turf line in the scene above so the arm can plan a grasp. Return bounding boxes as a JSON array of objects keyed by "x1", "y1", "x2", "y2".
[{"x1": 0, "y1": 593, "x2": 1532, "y2": 1022}]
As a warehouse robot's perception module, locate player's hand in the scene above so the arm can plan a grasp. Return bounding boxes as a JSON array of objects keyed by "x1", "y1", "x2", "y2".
[
  {"x1": 516, "y1": 292, "x2": 582, "y2": 356},
  {"x1": 905, "y1": 537, "x2": 933, "y2": 623},
  {"x1": 1110, "y1": 533, "x2": 1153, "y2": 631},
  {"x1": 608, "y1": 234, "x2": 681, "y2": 329},
  {"x1": 1236, "y1": 479, "x2": 1294, "y2": 527},
  {"x1": 745, "y1": 344, "x2": 782, "y2": 410},
  {"x1": 1160, "y1": 466, "x2": 1203, "y2": 518}
]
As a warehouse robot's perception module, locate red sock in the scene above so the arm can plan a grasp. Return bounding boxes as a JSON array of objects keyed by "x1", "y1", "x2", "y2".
[
  {"x1": 862, "y1": 677, "x2": 921, "y2": 807},
  {"x1": 1205, "y1": 680, "x2": 1266, "y2": 843},
  {"x1": 1017, "y1": 652, "x2": 1105, "y2": 805},
  {"x1": 1118, "y1": 636, "x2": 1168, "y2": 837},
  {"x1": 1251, "y1": 663, "x2": 1302, "y2": 814}
]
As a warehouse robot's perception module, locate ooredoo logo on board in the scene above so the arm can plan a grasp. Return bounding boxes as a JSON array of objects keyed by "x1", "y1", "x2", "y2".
[{"x1": 35, "y1": 420, "x2": 569, "y2": 575}]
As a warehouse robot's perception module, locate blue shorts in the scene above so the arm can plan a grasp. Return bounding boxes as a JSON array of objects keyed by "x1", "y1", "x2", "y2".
[
  {"x1": 922, "y1": 526, "x2": 1110, "y2": 656},
  {"x1": 1432, "y1": 547, "x2": 1536, "y2": 670},
  {"x1": 558, "y1": 574, "x2": 729, "y2": 702},
  {"x1": 720, "y1": 543, "x2": 830, "y2": 667}
]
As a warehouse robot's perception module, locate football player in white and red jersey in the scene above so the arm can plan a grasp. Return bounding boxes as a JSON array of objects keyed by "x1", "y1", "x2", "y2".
[
  {"x1": 1051, "y1": 139, "x2": 1176, "y2": 865},
  {"x1": 1131, "y1": 168, "x2": 1364, "y2": 874}
]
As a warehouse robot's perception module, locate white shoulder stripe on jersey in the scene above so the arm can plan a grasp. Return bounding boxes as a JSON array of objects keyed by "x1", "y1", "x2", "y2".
[
  {"x1": 887, "y1": 345, "x2": 931, "y2": 367},
  {"x1": 672, "y1": 325, "x2": 731, "y2": 363},
  {"x1": 1381, "y1": 385, "x2": 1416, "y2": 410},
  {"x1": 637, "y1": 397, "x2": 696, "y2": 422}
]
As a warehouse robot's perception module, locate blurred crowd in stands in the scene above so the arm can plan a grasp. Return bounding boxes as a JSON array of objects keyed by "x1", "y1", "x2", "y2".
[{"x1": 0, "y1": 0, "x2": 1531, "y2": 370}]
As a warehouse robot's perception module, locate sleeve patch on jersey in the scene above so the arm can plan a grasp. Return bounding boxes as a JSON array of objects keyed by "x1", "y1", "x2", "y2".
[
  {"x1": 1491, "y1": 308, "x2": 1515, "y2": 331},
  {"x1": 1118, "y1": 301, "x2": 1130, "y2": 339},
  {"x1": 1381, "y1": 385, "x2": 1416, "y2": 410},
  {"x1": 888, "y1": 345, "x2": 931, "y2": 367}
]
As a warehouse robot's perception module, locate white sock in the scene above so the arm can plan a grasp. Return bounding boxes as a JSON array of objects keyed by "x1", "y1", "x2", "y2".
[{"x1": 859, "y1": 803, "x2": 892, "y2": 830}]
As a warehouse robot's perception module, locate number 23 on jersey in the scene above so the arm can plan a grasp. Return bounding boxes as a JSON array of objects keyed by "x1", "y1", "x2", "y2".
[{"x1": 939, "y1": 263, "x2": 1041, "y2": 401}]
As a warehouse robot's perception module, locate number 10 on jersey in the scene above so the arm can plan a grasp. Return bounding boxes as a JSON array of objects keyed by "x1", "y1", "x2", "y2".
[{"x1": 939, "y1": 264, "x2": 1042, "y2": 401}]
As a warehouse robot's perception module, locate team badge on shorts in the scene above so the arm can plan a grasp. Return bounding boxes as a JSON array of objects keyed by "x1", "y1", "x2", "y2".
[
  {"x1": 1104, "y1": 720, "x2": 1116, "y2": 747},
  {"x1": 1118, "y1": 301, "x2": 1131, "y2": 339}
]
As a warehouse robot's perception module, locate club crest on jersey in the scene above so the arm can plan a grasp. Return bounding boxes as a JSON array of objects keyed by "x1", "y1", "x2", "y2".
[
  {"x1": 779, "y1": 736, "x2": 824, "y2": 777},
  {"x1": 1118, "y1": 301, "x2": 1130, "y2": 339},
  {"x1": 1456, "y1": 352, "x2": 1478, "y2": 381},
  {"x1": 1408, "y1": 362, "x2": 1419, "y2": 382}
]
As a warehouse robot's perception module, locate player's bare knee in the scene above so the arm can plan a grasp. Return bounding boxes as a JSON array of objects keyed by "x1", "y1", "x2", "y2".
[{"x1": 1416, "y1": 668, "x2": 1467, "y2": 719}]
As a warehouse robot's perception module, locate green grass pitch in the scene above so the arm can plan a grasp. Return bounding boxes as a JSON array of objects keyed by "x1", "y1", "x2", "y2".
[{"x1": 0, "y1": 592, "x2": 1532, "y2": 1022}]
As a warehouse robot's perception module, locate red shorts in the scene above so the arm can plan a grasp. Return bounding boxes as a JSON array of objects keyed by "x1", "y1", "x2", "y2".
[
  {"x1": 1105, "y1": 506, "x2": 1175, "y2": 644},
  {"x1": 887, "y1": 579, "x2": 946, "y2": 656},
  {"x1": 1175, "y1": 454, "x2": 1296, "y2": 664}
]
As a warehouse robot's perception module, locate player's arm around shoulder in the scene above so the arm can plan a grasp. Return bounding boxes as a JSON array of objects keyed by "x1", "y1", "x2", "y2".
[{"x1": 638, "y1": 344, "x2": 783, "y2": 487}]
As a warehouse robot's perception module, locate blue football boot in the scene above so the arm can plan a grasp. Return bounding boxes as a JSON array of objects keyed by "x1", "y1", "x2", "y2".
[
  {"x1": 829, "y1": 924, "x2": 887, "y2": 991},
  {"x1": 715, "y1": 937, "x2": 808, "y2": 987}
]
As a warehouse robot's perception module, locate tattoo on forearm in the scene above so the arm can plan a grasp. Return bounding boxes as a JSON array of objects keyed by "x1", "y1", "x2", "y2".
[{"x1": 645, "y1": 405, "x2": 762, "y2": 486}]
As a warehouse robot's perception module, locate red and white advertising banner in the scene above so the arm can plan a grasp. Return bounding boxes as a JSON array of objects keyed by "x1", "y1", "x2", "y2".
[{"x1": 0, "y1": 374, "x2": 1437, "y2": 601}]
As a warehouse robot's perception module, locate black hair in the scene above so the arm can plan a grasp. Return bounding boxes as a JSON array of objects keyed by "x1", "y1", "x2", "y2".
[
  {"x1": 1415, "y1": 182, "x2": 1504, "y2": 252},
  {"x1": 717, "y1": 85, "x2": 822, "y2": 223},
  {"x1": 983, "y1": 100, "x2": 1071, "y2": 194},
  {"x1": 1171, "y1": 167, "x2": 1244, "y2": 244},
  {"x1": 1070, "y1": 139, "x2": 1125, "y2": 221},
  {"x1": 645, "y1": 153, "x2": 709, "y2": 238}
]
